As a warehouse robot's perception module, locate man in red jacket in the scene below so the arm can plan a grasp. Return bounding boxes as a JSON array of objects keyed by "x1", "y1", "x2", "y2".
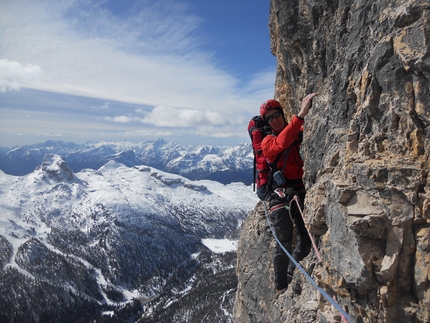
[{"x1": 260, "y1": 93, "x2": 318, "y2": 295}]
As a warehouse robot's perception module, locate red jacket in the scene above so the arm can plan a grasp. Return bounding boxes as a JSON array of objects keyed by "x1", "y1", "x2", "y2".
[{"x1": 261, "y1": 115, "x2": 304, "y2": 183}]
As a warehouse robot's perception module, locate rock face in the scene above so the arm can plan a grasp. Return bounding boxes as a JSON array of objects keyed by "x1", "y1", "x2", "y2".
[{"x1": 234, "y1": 0, "x2": 429, "y2": 322}]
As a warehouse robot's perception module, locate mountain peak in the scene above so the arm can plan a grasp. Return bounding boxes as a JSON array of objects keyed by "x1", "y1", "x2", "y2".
[
  {"x1": 0, "y1": 139, "x2": 253, "y2": 184},
  {"x1": 38, "y1": 154, "x2": 76, "y2": 182}
]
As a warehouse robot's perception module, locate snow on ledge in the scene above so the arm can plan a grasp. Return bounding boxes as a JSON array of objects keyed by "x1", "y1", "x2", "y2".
[{"x1": 202, "y1": 238, "x2": 238, "y2": 253}]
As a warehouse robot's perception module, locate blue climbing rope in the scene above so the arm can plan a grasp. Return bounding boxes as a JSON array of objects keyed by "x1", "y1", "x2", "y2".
[{"x1": 263, "y1": 201, "x2": 351, "y2": 322}]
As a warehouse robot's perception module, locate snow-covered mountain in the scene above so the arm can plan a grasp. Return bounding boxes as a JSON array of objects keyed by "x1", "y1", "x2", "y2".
[
  {"x1": 0, "y1": 139, "x2": 254, "y2": 185},
  {"x1": 0, "y1": 154, "x2": 258, "y2": 322}
]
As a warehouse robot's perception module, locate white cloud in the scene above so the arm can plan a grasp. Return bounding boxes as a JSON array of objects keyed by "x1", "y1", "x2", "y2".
[
  {"x1": 244, "y1": 68, "x2": 277, "y2": 96},
  {"x1": 105, "y1": 115, "x2": 133, "y2": 123},
  {"x1": 0, "y1": 1, "x2": 220, "y2": 103},
  {"x1": 141, "y1": 105, "x2": 228, "y2": 127},
  {"x1": 90, "y1": 102, "x2": 109, "y2": 109},
  {"x1": 36, "y1": 132, "x2": 63, "y2": 137},
  {"x1": 0, "y1": 59, "x2": 44, "y2": 92},
  {"x1": 121, "y1": 129, "x2": 174, "y2": 138},
  {"x1": 0, "y1": 0, "x2": 274, "y2": 111},
  {"x1": 194, "y1": 124, "x2": 247, "y2": 139},
  {"x1": 0, "y1": 0, "x2": 276, "y2": 146}
]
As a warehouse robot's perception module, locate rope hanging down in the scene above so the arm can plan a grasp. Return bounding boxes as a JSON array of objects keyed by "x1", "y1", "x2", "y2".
[
  {"x1": 290, "y1": 195, "x2": 322, "y2": 263},
  {"x1": 263, "y1": 201, "x2": 351, "y2": 322}
]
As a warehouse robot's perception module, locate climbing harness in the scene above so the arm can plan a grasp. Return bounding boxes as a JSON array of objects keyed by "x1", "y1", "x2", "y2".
[{"x1": 263, "y1": 200, "x2": 351, "y2": 322}]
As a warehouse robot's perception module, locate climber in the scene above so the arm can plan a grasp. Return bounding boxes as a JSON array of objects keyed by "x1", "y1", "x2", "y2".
[{"x1": 260, "y1": 93, "x2": 318, "y2": 295}]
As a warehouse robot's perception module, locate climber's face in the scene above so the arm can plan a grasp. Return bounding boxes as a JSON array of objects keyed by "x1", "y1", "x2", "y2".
[{"x1": 265, "y1": 110, "x2": 285, "y2": 133}]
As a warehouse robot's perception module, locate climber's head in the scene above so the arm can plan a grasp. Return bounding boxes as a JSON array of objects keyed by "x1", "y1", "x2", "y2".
[
  {"x1": 260, "y1": 99, "x2": 286, "y2": 132},
  {"x1": 260, "y1": 99, "x2": 282, "y2": 119}
]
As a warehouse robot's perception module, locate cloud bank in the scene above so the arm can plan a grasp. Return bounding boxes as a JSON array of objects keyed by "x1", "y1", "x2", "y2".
[
  {"x1": 0, "y1": 0, "x2": 276, "y2": 146},
  {"x1": 0, "y1": 59, "x2": 44, "y2": 92}
]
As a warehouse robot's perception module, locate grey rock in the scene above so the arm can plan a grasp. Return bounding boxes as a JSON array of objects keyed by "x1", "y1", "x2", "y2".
[{"x1": 234, "y1": 0, "x2": 430, "y2": 322}]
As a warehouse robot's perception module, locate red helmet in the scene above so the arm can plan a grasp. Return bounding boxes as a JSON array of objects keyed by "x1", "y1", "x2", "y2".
[{"x1": 260, "y1": 99, "x2": 282, "y2": 119}]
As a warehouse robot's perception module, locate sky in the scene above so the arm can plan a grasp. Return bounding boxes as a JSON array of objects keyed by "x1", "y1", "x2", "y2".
[{"x1": 0, "y1": 0, "x2": 277, "y2": 148}]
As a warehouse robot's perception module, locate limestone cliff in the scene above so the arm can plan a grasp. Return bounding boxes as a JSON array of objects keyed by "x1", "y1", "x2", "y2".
[{"x1": 234, "y1": 0, "x2": 429, "y2": 322}]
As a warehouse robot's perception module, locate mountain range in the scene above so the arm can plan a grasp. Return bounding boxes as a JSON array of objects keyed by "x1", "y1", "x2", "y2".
[
  {"x1": 0, "y1": 139, "x2": 254, "y2": 185},
  {"x1": 0, "y1": 151, "x2": 258, "y2": 322}
]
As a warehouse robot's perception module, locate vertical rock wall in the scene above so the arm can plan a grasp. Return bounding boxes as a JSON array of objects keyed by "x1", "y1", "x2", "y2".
[{"x1": 234, "y1": 0, "x2": 429, "y2": 322}]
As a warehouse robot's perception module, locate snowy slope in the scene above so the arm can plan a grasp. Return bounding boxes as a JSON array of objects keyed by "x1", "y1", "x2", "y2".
[{"x1": 0, "y1": 154, "x2": 258, "y2": 321}]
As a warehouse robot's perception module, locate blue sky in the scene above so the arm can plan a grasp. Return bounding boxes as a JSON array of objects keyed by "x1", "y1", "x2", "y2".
[{"x1": 0, "y1": 0, "x2": 276, "y2": 147}]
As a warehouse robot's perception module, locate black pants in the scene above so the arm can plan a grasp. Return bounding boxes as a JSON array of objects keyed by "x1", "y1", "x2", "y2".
[{"x1": 269, "y1": 188, "x2": 311, "y2": 290}]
